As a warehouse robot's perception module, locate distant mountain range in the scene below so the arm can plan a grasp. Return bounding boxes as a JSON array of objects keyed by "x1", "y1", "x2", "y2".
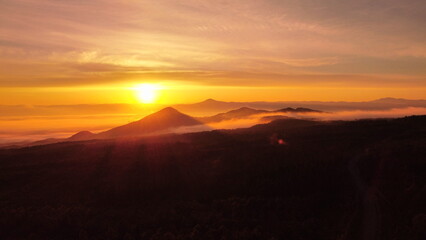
[
  {"x1": 2, "y1": 98, "x2": 426, "y2": 148},
  {"x1": 197, "y1": 107, "x2": 268, "y2": 123},
  {"x1": 72, "y1": 106, "x2": 321, "y2": 141},
  {"x1": 174, "y1": 98, "x2": 426, "y2": 115},
  {"x1": 1, "y1": 98, "x2": 425, "y2": 118},
  {"x1": 70, "y1": 107, "x2": 206, "y2": 141},
  {"x1": 96, "y1": 107, "x2": 205, "y2": 139},
  {"x1": 1, "y1": 106, "x2": 321, "y2": 148},
  {"x1": 196, "y1": 106, "x2": 320, "y2": 123}
]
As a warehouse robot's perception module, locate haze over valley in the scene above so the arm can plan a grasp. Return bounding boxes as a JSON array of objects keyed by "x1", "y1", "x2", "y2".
[{"x1": 2, "y1": 98, "x2": 426, "y2": 146}]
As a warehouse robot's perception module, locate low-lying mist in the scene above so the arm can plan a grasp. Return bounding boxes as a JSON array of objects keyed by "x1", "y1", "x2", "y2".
[
  {"x1": 205, "y1": 107, "x2": 426, "y2": 130},
  {"x1": 1, "y1": 107, "x2": 425, "y2": 145},
  {"x1": 0, "y1": 114, "x2": 141, "y2": 144}
]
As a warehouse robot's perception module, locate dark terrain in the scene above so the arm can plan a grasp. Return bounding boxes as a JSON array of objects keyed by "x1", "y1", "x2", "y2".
[
  {"x1": 0, "y1": 116, "x2": 425, "y2": 240},
  {"x1": 5, "y1": 106, "x2": 320, "y2": 147}
]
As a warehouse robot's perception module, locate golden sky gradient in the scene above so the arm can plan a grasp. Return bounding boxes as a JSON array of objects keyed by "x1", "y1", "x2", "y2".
[{"x1": 1, "y1": 0, "x2": 426, "y2": 104}]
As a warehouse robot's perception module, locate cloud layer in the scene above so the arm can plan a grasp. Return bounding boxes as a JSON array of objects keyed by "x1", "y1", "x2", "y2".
[
  {"x1": 2, "y1": 106, "x2": 425, "y2": 144},
  {"x1": 1, "y1": 0, "x2": 426, "y2": 90}
]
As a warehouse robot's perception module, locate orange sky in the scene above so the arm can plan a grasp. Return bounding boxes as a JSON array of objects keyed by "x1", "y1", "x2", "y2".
[{"x1": 1, "y1": 0, "x2": 426, "y2": 105}]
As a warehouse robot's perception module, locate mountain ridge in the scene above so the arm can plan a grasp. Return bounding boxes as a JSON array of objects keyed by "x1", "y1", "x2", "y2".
[
  {"x1": 174, "y1": 98, "x2": 426, "y2": 115},
  {"x1": 96, "y1": 107, "x2": 205, "y2": 139}
]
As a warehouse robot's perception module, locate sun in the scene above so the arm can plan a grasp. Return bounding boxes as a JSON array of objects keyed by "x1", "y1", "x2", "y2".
[{"x1": 134, "y1": 84, "x2": 160, "y2": 104}]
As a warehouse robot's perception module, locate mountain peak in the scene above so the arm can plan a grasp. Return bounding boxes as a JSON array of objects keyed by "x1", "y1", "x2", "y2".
[
  {"x1": 69, "y1": 131, "x2": 95, "y2": 141},
  {"x1": 235, "y1": 107, "x2": 254, "y2": 111},
  {"x1": 97, "y1": 106, "x2": 203, "y2": 138},
  {"x1": 138, "y1": 107, "x2": 191, "y2": 122},
  {"x1": 201, "y1": 98, "x2": 221, "y2": 103},
  {"x1": 276, "y1": 107, "x2": 320, "y2": 113},
  {"x1": 156, "y1": 107, "x2": 180, "y2": 114},
  {"x1": 142, "y1": 107, "x2": 189, "y2": 121}
]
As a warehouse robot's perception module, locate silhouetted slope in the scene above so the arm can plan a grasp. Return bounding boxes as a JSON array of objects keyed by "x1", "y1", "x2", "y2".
[
  {"x1": 1, "y1": 106, "x2": 322, "y2": 148},
  {"x1": 0, "y1": 116, "x2": 425, "y2": 239},
  {"x1": 197, "y1": 107, "x2": 268, "y2": 123},
  {"x1": 172, "y1": 98, "x2": 426, "y2": 114},
  {"x1": 196, "y1": 106, "x2": 320, "y2": 123},
  {"x1": 276, "y1": 107, "x2": 321, "y2": 113},
  {"x1": 28, "y1": 138, "x2": 61, "y2": 146},
  {"x1": 97, "y1": 107, "x2": 204, "y2": 138},
  {"x1": 68, "y1": 131, "x2": 95, "y2": 141}
]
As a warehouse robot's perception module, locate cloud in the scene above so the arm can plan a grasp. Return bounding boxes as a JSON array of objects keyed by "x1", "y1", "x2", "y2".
[
  {"x1": 205, "y1": 107, "x2": 426, "y2": 130},
  {"x1": 277, "y1": 57, "x2": 340, "y2": 67},
  {"x1": 291, "y1": 107, "x2": 426, "y2": 121},
  {"x1": 1, "y1": 0, "x2": 426, "y2": 89}
]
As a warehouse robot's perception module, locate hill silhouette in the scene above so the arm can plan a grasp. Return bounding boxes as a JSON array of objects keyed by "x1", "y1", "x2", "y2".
[
  {"x1": 68, "y1": 131, "x2": 95, "y2": 141},
  {"x1": 1, "y1": 106, "x2": 321, "y2": 148},
  {"x1": 0, "y1": 116, "x2": 425, "y2": 239},
  {"x1": 97, "y1": 107, "x2": 205, "y2": 138},
  {"x1": 0, "y1": 106, "x2": 326, "y2": 149},
  {"x1": 276, "y1": 107, "x2": 321, "y2": 113},
  {"x1": 197, "y1": 107, "x2": 268, "y2": 123},
  {"x1": 173, "y1": 98, "x2": 426, "y2": 114},
  {"x1": 197, "y1": 106, "x2": 320, "y2": 123}
]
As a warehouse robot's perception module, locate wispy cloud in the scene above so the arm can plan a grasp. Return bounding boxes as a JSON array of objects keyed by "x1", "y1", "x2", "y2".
[{"x1": 0, "y1": 0, "x2": 425, "y2": 101}]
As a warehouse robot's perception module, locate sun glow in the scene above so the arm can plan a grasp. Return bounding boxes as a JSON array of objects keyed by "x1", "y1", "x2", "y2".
[{"x1": 134, "y1": 83, "x2": 160, "y2": 104}]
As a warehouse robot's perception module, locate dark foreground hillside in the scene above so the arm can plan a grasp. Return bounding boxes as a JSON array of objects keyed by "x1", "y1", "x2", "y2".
[{"x1": 0, "y1": 116, "x2": 425, "y2": 240}]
